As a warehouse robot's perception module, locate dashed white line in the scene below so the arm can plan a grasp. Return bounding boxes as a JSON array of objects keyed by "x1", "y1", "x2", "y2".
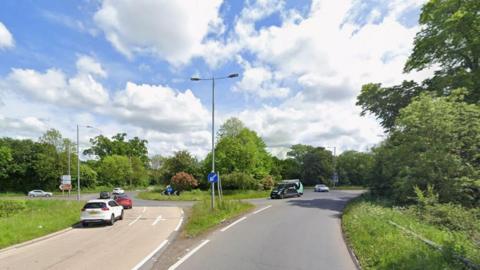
[
  {"x1": 129, "y1": 215, "x2": 142, "y2": 226},
  {"x1": 167, "y1": 240, "x2": 210, "y2": 270},
  {"x1": 142, "y1": 207, "x2": 146, "y2": 213},
  {"x1": 174, "y1": 217, "x2": 183, "y2": 231},
  {"x1": 131, "y1": 239, "x2": 168, "y2": 270},
  {"x1": 152, "y1": 215, "x2": 162, "y2": 226},
  {"x1": 220, "y1": 216, "x2": 247, "y2": 232},
  {"x1": 253, "y1": 205, "x2": 272, "y2": 214}
]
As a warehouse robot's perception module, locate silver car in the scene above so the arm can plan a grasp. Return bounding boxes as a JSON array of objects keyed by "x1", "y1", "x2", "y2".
[{"x1": 28, "y1": 190, "x2": 53, "y2": 197}]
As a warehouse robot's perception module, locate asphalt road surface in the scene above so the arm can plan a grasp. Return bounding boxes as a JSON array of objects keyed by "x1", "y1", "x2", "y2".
[
  {"x1": 0, "y1": 206, "x2": 183, "y2": 270},
  {"x1": 165, "y1": 190, "x2": 361, "y2": 270}
]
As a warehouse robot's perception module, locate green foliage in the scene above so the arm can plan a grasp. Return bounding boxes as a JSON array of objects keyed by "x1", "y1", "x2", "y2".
[
  {"x1": 286, "y1": 144, "x2": 334, "y2": 185},
  {"x1": 0, "y1": 146, "x2": 13, "y2": 180},
  {"x1": 369, "y1": 93, "x2": 480, "y2": 207},
  {"x1": 260, "y1": 175, "x2": 275, "y2": 190},
  {"x1": 0, "y1": 200, "x2": 26, "y2": 218},
  {"x1": 217, "y1": 117, "x2": 245, "y2": 139},
  {"x1": 0, "y1": 200, "x2": 85, "y2": 249},
  {"x1": 171, "y1": 172, "x2": 198, "y2": 191},
  {"x1": 336, "y1": 150, "x2": 374, "y2": 186},
  {"x1": 184, "y1": 199, "x2": 254, "y2": 237},
  {"x1": 342, "y1": 195, "x2": 479, "y2": 269},
  {"x1": 84, "y1": 133, "x2": 149, "y2": 166},
  {"x1": 79, "y1": 164, "x2": 97, "y2": 188},
  {"x1": 161, "y1": 150, "x2": 201, "y2": 184},
  {"x1": 221, "y1": 172, "x2": 258, "y2": 190},
  {"x1": 213, "y1": 123, "x2": 272, "y2": 180},
  {"x1": 97, "y1": 155, "x2": 132, "y2": 187}
]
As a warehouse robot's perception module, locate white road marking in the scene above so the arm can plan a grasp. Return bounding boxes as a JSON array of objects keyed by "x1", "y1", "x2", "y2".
[
  {"x1": 142, "y1": 207, "x2": 146, "y2": 213},
  {"x1": 253, "y1": 205, "x2": 272, "y2": 214},
  {"x1": 180, "y1": 209, "x2": 184, "y2": 216},
  {"x1": 220, "y1": 216, "x2": 247, "y2": 232},
  {"x1": 152, "y1": 215, "x2": 162, "y2": 226},
  {"x1": 174, "y1": 217, "x2": 183, "y2": 231},
  {"x1": 167, "y1": 240, "x2": 210, "y2": 270},
  {"x1": 131, "y1": 239, "x2": 168, "y2": 270},
  {"x1": 129, "y1": 215, "x2": 142, "y2": 226}
]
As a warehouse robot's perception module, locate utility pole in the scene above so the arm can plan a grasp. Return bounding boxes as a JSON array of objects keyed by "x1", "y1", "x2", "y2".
[{"x1": 76, "y1": 124, "x2": 80, "y2": 201}]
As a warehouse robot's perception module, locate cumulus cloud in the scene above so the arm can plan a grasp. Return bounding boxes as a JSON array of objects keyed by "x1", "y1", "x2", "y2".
[
  {"x1": 0, "y1": 22, "x2": 14, "y2": 49},
  {"x1": 0, "y1": 114, "x2": 48, "y2": 135},
  {"x1": 1, "y1": 56, "x2": 109, "y2": 108},
  {"x1": 111, "y1": 82, "x2": 209, "y2": 133},
  {"x1": 94, "y1": 0, "x2": 223, "y2": 65},
  {"x1": 233, "y1": 64, "x2": 289, "y2": 99}
]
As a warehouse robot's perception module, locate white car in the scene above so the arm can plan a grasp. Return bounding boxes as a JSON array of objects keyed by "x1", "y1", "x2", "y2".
[
  {"x1": 112, "y1": 187, "x2": 125, "y2": 195},
  {"x1": 28, "y1": 190, "x2": 53, "y2": 197},
  {"x1": 80, "y1": 199, "x2": 124, "y2": 227},
  {"x1": 314, "y1": 184, "x2": 330, "y2": 192}
]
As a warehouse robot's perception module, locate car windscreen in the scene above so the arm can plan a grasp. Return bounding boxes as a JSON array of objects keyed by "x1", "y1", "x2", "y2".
[
  {"x1": 275, "y1": 184, "x2": 286, "y2": 190},
  {"x1": 83, "y1": 202, "x2": 106, "y2": 209},
  {"x1": 115, "y1": 194, "x2": 128, "y2": 199}
]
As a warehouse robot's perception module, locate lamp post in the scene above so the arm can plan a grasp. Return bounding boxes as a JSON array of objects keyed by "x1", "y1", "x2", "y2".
[
  {"x1": 76, "y1": 125, "x2": 101, "y2": 201},
  {"x1": 323, "y1": 146, "x2": 338, "y2": 188},
  {"x1": 191, "y1": 73, "x2": 239, "y2": 209}
]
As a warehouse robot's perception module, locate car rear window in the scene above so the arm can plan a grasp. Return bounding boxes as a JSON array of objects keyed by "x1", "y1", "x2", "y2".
[{"x1": 84, "y1": 202, "x2": 107, "y2": 209}]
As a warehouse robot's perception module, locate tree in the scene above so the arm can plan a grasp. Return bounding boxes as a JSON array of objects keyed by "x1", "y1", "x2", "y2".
[
  {"x1": 85, "y1": 133, "x2": 149, "y2": 165},
  {"x1": 302, "y1": 148, "x2": 334, "y2": 186},
  {"x1": 336, "y1": 151, "x2": 374, "y2": 186},
  {"x1": 130, "y1": 156, "x2": 149, "y2": 186},
  {"x1": 405, "y1": 0, "x2": 480, "y2": 102},
  {"x1": 97, "y1": 155, "x2": 132, "y2": 187},
  {"x1": 39, "y1": 129, "x2": 64, "y2": 152},
  {"x1": 162, "y1": 151, "x2": 200, "y2": 183},
  {"x1": 170, "y1": 172, "x2": 198, "y2": 191},
  {"x1": 217, "y1": 117, "x2": 245, "y2": 139},
  {"x1": 369, "y1": 90, "x2": 480, "y2": 206},
  {"x1": 0, "y1": 146, "x2": 12, "y2": 180},
  {"x1": 79, "y1": 164, "x2": 97, "y2": 188}
]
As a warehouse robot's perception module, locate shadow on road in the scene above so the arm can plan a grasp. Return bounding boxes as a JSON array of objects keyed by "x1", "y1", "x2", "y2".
[{"x1": 286, "y1": 196, "x2": 357, "y2": 212}]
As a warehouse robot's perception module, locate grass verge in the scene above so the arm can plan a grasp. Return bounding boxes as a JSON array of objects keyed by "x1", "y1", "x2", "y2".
[
  {"x1": 342, "y1": 195, "x2": 480, "y2": 270},
  {"x1": 184, "y1": 199, "x2": 254, "y2": 238},
  {"x1": 138, "y1": 189, "x2": 270, "y2": 201},
  {"x1": 0, "y1": 200, "x2": 85, "y2": 249},
  {"x1": 334, "y1": 185, "x2": 366, "y2": 190}
]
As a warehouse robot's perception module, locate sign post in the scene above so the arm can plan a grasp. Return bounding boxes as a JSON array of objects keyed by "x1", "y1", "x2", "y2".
[
  {"x1": 60, "y1": 175, "x2": 72, "y2": 197},
  {"x1": 208, "y1": 172, "x2": 218, "y2": 209}
]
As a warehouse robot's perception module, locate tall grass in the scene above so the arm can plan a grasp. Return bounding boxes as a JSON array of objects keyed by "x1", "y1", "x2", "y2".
[
  {"x1": 342, "y1": 195, "x2": 480, "y2": 269},
  {"x1": 0, "y1": 200, "x2": 85, "y2": 249},
  {"x1": 184, "y1": 199, "x2": 254, "y2": 237},
  {"x1": 138, "y1": 189, "x2": 270, "y2": 201}
]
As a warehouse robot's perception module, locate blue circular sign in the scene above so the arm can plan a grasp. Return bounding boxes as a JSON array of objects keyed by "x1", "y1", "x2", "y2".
[{"x1": 207, "y1": 172, "x2": 218, "y2": 183}]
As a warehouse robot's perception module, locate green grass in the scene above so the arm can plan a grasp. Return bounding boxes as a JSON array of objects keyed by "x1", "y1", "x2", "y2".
[
  {"x1": 0, "y1": 200, "x2": 85, "y2": 249},
  {"x1": 342, "y1": 195, "x2": 480, "y2": 270},
  {"x1": 138, "y1": 189, "x2": 271, "y2": 201},
  {"x1": 334, "y1": 185, "x2": 366, "y2": 190},
  {"x1": 184, "y1": 199, "x2": 254, "y2": 237},
  {"x1": 0, "y1": 192, "x2": 26, "y2": 197}
]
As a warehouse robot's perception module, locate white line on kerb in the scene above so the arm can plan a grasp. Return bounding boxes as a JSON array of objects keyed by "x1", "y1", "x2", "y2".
[
  {"x1": 174, "y1": 217, "x2": 183, "y2": 231},
  {"x1": 131, "y1": 239, "x2": 168, "y2": 270},
  {"x1": 180, "y1": 209, "x2": 184, "y2": 216},
  {"x1": 129, "y1": 215, "x2": 142, "y2": 226},
  {"x1": 142, "y1": 207, "x2": 146, "y2": 213},
  {"x1": 152, "y1": 215, "x2": 162, "y2": 226},
  {"x1": 253, "y1": 205, "x2": 272, "y2": 214},
  {"x1": 168, "y1": 240, "x2": 210, "y2": 270},
  {"x1": 220, "y1": 216, "x2": 247, "y2": 232}
]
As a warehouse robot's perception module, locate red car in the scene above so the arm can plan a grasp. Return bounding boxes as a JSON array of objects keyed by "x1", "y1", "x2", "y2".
[{"x1": 114, "y1": 194, "x2": 133, "y2": 209}]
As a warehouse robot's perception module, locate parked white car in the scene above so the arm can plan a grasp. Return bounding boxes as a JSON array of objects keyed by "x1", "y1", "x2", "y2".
[
  {"x1": 112, "y1": 187, "x2": 125, "y2": 195},
  {"x1": 28, "y1": 190, "x2": 53, "y2": 197},
  {"x1": 314, "y1": 184, "x2": 330, "y2": 192},
  {"x1": 80, "y1": 199, "x2": 124, "y2": 227}
]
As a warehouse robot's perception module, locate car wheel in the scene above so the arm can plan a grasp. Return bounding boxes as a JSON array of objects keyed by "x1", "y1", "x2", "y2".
[
  {"x1": 46, "y1": 194, "x2": 51, "y2": 197},
  {"x1": 119, "y1": 210, "x2": 124, "y2": 220},
  {"x1": 108, "y1": 214, "x2": 115, "y2": 226},
  {"x1": 82, "y1": 221, "x2": 89, "y2": 227},
  {"x1": 297, "y1": 193, "x2": 301, "y2": 197}
]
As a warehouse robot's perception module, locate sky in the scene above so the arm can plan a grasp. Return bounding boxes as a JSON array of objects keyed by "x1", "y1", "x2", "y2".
[{"x1": 0, "y1": 0, "x2": 431, "y2": 159}]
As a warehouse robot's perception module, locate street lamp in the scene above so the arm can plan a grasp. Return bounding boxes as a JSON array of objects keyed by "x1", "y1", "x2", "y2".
[
  {"x1": 190, "y1": 73, "x2": 239, "y2": 209},
  {"x1": 76, "y1": 124, "x2": 101, "y2": 200},
  {"x1": 323, "y1": 146, "x2": 338, "y2": 188}
]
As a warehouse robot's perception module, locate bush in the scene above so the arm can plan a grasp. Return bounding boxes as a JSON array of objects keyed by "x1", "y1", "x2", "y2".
[
  {"x1": 171, "y1": 172, "x2": 198, "y2": 191},
  {"x1": 221, "y1": 172, "x2": 257, "y2": 190},
  {"x1": 261, "y1": 175, "x2": 275, "y2": 190},
  {"x1": 0, "y1": 200, "x2": 26, "y2": 218}
]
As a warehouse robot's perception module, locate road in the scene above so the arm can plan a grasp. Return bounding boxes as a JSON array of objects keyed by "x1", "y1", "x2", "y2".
[
  {"x1": 163, "y1": 190, "x2": 361, "y2": 270},
  {"x1": 0, "y1": 205, "x2": 183, "y2": 270}
]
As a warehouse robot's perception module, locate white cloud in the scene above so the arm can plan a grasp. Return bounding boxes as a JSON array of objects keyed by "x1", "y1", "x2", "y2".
[
  {"x1": 1, "y1": 56, "x2": 109, "y2": 108},
  {"x1": 0, "y1": 22, "x2": 14, "y2": 49},
  {"x1": 233, "y1": 64, "x2": 289, "y2": 99},
  {"x1": 0, "y1": 114, "x2": 48, "y2": 136},
  {"x1": 94, "y1": 0, "x2": 223, "y2": 65},
  {"x1": 111, "y1": 82, "x2": 209, "y2": 133}
]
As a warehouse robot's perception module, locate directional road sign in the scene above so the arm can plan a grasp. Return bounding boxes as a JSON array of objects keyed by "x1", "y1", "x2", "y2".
[{"x1": 208, "y1": 172, "x2": 218, "y2": 183}]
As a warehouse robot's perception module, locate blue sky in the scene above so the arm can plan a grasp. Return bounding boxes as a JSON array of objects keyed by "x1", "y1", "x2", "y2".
[{"x1": 0, "y1": 0, "x2": 428, "y2": 158}]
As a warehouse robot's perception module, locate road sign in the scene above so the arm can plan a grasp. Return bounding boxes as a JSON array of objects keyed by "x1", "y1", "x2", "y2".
[
  {"x1": 59, "y1": 184, "x2": 72, "y2": 191},
  {"x1": 61, "y1": 175, "x2": 71, "y2": 185},
  {"x1": 207, "y1": 172, "x2": 218, "y2": 183}
]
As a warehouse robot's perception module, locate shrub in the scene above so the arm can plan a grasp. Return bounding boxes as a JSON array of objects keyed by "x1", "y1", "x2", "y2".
[
  {"x1": 0, "y1": 200, "x2": 26, "y2": 218},
  {"x1": 171, "y1": 172, "x2": 198, "y2": 191},
  {"x1": 261, "y1": 175, "x2": 275, "y2": 190},
  {"x1": 221, "y1": 172, "x2": 257, "y2": 190}
]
